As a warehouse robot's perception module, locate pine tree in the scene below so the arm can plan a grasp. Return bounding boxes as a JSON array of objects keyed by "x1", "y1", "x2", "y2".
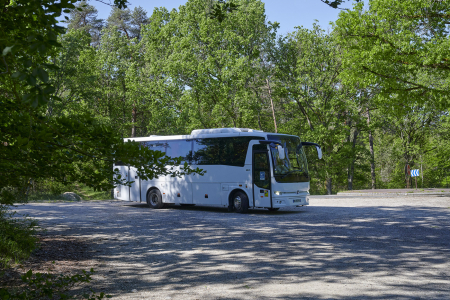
[{"x1": 65, "y1": 1, "x2": 104, "y2": 46}]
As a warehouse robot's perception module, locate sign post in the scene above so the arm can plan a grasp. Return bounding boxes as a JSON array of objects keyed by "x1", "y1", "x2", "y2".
[{"x1": 411, "y1": 169, "x2": 420, "y2": 189}]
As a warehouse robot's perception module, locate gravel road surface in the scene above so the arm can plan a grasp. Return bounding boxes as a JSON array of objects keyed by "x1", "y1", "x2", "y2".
[{"x1": 14, "y1": 195, "x2": 450, "y2": 299}]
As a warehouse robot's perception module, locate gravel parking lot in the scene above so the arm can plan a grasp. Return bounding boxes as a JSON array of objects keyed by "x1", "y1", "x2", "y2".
[{"x1": 14, "y1": 195, "x2": 450, "y2": 299}]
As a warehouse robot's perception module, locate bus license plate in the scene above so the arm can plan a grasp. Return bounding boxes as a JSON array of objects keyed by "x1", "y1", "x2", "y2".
[{"x1": 293, "y1": 199, "x2": 302, "y2": 203}]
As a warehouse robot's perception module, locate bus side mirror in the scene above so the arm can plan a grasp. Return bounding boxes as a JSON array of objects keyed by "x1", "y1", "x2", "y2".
[
  {"x1": 316, "y1": 146, "x2": 322, "y2": 159},
  {"x1": 301, "y1": 142, "x2": 322, "y2": 159},
  {"x1": 277, "y1": 145, "x2": 285, "y2": 160}
]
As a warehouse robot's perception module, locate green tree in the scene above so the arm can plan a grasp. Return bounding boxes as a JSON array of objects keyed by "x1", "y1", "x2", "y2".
[
  {"x1": 335, "y1": 0, "x2": 450, "y2": 109},
  {"x1": 160, "y1": 0, "x2": 278, "y2": 131},
  {"x1": 374, "y1": 102, "x2": 444, "y2": 189},
  {"x1": 422, "y1": 114, "x2": 450, "y2": 188},
  {"x1": 0, "y1": 0, "x2": 199, "y2": 205},
  {"x1": 65, "y1": 1, "x2": 104, "y2": 46},
  {"x1": 321, "y1": 0, "x2": 361, "y2": 8},
  {"x1": 107, "y1": 6, "x2": 149, "y2": 40},
  {"x1": 132, "y1": 7, "x2": 186, "y2": 135},
  {"x1": 272, "y1": 25, "x2": 363, "y2": 194}
]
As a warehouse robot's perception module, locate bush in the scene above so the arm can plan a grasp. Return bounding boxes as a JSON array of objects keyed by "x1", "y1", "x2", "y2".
[
  {"x1": 26, "y1": 180, "x2": 77, "y2": 202},
  {"x1": 0, "y1": 206, "x2": 38, "y2": 268}
]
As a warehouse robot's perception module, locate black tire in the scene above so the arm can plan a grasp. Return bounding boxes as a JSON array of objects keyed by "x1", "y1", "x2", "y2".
[
  {"x1": 146, "y1": 189, "x2": 164, "y2": 209},
  {"x1": 267, "y1": 208, "x2": 280, "y2": 212},
  {"x1": 232, "y1": 191, "x2": 249, "y2": 213}
]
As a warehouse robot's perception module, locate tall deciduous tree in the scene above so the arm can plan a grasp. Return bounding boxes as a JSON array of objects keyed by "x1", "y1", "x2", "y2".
[
  {"x1": 0, "y1": 0, "x2": 199, "y2": 205},
  {"x1": 335, "y1": 0, "x2": 450, "y2": 109},
  {"x1": 272, "y1": 25, "x2": 361, "y2": 194},
  {"x1": 160, "y1": 0, "x2": 278, "y2": 131}
]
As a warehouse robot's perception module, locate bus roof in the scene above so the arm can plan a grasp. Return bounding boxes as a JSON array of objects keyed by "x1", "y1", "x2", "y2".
[{"x1": 123, "y1": 128, "x2": 297, "y2": 142}]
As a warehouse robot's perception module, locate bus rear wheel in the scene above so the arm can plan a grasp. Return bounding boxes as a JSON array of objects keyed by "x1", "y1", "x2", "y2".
[
  {"x1": 232, "y1": 191, "x2": 248, "y2": 213},
  {"x1": 147, "y1": 189, "x2": 164, "y2": 209}
]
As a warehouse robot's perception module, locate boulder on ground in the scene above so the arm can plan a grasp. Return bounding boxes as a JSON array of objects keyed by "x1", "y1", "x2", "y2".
[{"x1": 61, "y1": 192, "x2": 82, "y2": 201}]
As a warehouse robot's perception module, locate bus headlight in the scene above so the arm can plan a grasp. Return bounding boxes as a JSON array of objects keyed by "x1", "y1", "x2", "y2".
[{"x1": 274, "y1": 191, "x2": 282, "y2": 196}]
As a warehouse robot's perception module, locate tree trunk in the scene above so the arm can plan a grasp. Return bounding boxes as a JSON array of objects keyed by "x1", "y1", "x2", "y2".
[
  {"x1": 266, "y1": 78, "x2": 277, "y2": 133},
  {"x1": 405, "y1": 162, "x2": 410, "y2": 188},
  {"x1": 347, "y1": 128, "x2": 359, "y2": 190},
  {"x1": 131, "y1": 106, "x2": 137, "y2": 137},
  {"x1": 420, "y1": 155, "x2": 423, "y2": 188},
  {"x1": 367, "y1": 109, "x2": 376, "y2": 189},
  {"x1": 257, "y1": 112, "x2": 262, "y2": 131},
  {"x1": 326, "y1": 177, "x2": 332, "y2": 195}
]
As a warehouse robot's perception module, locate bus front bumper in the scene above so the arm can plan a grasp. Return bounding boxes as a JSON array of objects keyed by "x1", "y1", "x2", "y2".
[{"x1": 272, "y1": 195, "x2": 309, "y2": 207}]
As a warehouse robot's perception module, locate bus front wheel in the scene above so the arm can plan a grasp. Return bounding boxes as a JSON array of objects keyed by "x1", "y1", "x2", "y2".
[
  {"x1": 147, "y1": 189, "x2": 164, "y2": 209},
  {"x1": 232, "y1": 191, "x2": 248, "y2": 213}
]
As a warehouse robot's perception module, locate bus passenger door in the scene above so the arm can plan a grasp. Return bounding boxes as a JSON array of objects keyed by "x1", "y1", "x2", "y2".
[
  {"x1": 252, "y1": 146, "x2": 271, "y2": 208},
  {"x1": 129, "y1": 166, "x2": 141, "y2": 202},
  {"x1": 116, "y1": 166, "x2": 130, "y2": 201}
]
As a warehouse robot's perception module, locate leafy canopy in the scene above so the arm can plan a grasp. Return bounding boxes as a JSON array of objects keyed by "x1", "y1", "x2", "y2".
[{"x1": 334, "y1": 0, "x2": 450, "y2": 109}]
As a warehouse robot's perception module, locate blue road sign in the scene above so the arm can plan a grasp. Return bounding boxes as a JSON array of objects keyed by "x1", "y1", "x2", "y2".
[{"x1": 411, "y1": 169, "x2": 420, "y2": 177}]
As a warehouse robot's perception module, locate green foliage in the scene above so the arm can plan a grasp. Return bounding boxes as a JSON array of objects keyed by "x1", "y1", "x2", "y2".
[
  {"x1": 1, "y1": 0, "x2": 69, "y2": 107},
  {"x1": 75, "y1": 185, "x2": 110, "y2": 201},
  {"x1": 0, "y1": 2, "x2": 202, "y2": 206},
  {"x1": 335, "y1": 0, "x2": 450, "y2": 110},
  {"x1": 0, "y1": 206, "x2": 38, "y2": 268},
  {"x1": 375, "y1": 114, "x2": 450, "y2": 189},
  {"x1": 158, "y1": 0, "x2": 278, "y2": 131},
  {"x1": 64, "y1": 1, "x2": 104, "y2": 46},
  {"x1": 320, "y1": 0, "x2": 361, "y2": 8},
  {"x1": 0, "y1": 96, "x2": 201, "y2": 205},
  {"x1": 209, "y1": 0, "x2": 240, "y2": 22},
  {"x1": 0, "y1": 268, "x2": 111, "y2": 299},
  {"x1": 272, "y1": 24, "x2": 365, "y2": 194},
  {"x1": 1, "y1": 0, "x2": 449, "y2": 208}
]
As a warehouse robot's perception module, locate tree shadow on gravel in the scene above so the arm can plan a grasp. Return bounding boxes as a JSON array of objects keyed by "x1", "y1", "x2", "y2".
[
  {"x1": 1, "y1": 235, "x2": 98, "y2": 291},
  {"x1": 124, "y1": 202, "x2": 304, "y2": 215},
  {"x1": 15, "y1": 202, "x2": 450, "y2": 299}
]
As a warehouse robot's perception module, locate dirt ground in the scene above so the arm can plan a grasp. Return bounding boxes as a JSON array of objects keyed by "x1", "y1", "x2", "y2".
[{"x1": 8, "y1": 195, "x2": 450, "y2": 299}]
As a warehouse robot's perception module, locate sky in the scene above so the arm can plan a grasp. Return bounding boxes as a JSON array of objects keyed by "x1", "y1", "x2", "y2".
[{"x1": 81, "y1": 0, "x2": 355, "y2": 35}]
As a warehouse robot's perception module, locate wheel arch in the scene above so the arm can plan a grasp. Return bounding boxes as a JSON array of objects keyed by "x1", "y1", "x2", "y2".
[{"x1": 228, "y1": 189, "x2": 248, "y2": 208}]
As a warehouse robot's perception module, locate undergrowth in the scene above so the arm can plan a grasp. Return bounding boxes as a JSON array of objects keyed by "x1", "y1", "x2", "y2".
[
  {"x1": 0, "y1": 205, "x2": 38, "y2": 268},
  {"x1": 76, "y1": 185, "x2": 111, "y2": 201},
  {"x1": 0, "y1": 206, "x2": 111, "y2": 299},
  {"x1": 26, "y1": 184, "x2": 111, "y2": 202},
  {"x1": 0, "y1": 268, "x2": 111, "y2": 299}
]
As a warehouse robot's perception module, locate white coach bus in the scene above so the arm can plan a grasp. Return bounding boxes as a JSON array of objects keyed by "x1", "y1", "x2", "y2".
[{"x1": 114, "y1": 128, "x2": 322, "y2": 213}]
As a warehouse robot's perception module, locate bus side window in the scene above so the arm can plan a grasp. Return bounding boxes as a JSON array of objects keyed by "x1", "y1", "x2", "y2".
[
  {"x1": 166, "y1": 140, "x2": 193, "y2": 163},
  {"x1": 192, "y1": 137, "x2": 264, "y2": 166},
  {"x1": 192, "y1": 139, "x2": 221, "y2": 165},
  {"x1": 253, "y1": 152, "x2": 270, "y2": 189},
  {"x1": 223, "y1": 137, "x2": 247, "y2": 167},
  {"x1": 141, "y1": 142, "x2": 166, "y2": 155},
  {"x1": 114, "y1": 160, "x2": 125, "y2": 166}
]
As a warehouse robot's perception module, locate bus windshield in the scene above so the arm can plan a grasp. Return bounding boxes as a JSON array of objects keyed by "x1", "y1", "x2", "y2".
[{"x1": 267, "y1": 135, "x2": 309, "y2": 183}]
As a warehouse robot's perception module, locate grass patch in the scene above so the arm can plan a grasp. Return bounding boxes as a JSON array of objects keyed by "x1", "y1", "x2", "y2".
[
  {"x1": 75, "y1": 185, "x2": 111, "y2": 200},
  {"x1": 26, "y1": 184, "x2": 112, "y2": 202}
]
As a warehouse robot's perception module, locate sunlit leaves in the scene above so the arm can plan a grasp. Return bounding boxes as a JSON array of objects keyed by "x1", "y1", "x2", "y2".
[
  {"x1": 209, "y1": 0, "x2": 239, "y2": 22},
  {"x1": 320, "y1": 0, "x2": 361, "y2": 8},
  {"x1": 334, "y1": 0, "x2": 450, "y2": 110}
]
